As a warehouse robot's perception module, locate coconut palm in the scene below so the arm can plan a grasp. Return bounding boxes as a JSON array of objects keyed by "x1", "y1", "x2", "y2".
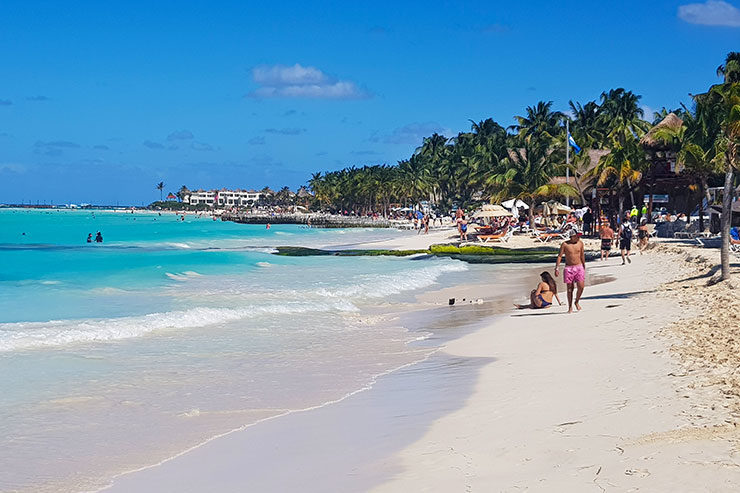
[
  {"x1": 593, "y1": 88, "x2": 652, "y2": 215},
  {"x1": 487, "y1": 136, "x2": 577, "y2": 224},
  {"x1": 568, "y1": 100, "x2": 605, "y2": 149},
  {"x1": 156, "y1": 181, "x2": 165, "y2": 201},
  {"x1": 397, "y1": 156, "x2": 432, "y2": 204},
  {"x1": 587, "y1": 138, "x2": 645, "y2": 219},
  {"x1": 511, "y1": 101, "x2": 564, "y2": 142},
  {"x1": 717, "y1": 52, "x2": 740, "y2": 84},
  {"x1": 708, "y1": 54, "x2": 740, "y2": 281},
  {"x1": 176, "y1": 185, "x2": 189, "y2": 203},
  {"x1": 598, "y1": 88, "x2": 650, "y2": 145}
]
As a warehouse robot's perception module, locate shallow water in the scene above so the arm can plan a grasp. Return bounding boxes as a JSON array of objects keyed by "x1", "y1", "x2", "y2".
[{"x1": 0, "y1": 209, "x2": 500, "y2": 492}]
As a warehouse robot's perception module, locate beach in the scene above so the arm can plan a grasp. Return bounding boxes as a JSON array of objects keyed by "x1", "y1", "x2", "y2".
[{"x1": 99, "y1": 229, "x2": 740, "y2": 492}]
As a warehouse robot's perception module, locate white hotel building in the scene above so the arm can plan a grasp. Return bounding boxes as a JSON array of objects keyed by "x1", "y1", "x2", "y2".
[{"x1": 184, "y1": 189, "x2": 263, "y2": 207}]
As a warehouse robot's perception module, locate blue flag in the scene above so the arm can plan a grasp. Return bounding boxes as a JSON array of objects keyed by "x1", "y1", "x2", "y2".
[{"x1": 567, "y1": 132, "x2": 581, "y2": 154}]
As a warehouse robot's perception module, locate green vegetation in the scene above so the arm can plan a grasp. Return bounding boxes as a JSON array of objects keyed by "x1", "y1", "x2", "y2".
[
  {"x1": 148, "y1": 200, "x2": 210, "y2": 211},
  {"x1": 305, "y1": 52, "x2": 738, "y2": 281},
  {"x1": 273, "y1": 244, "x2": 566, "y2": 265},
  {"x1": 274, "y1": 247, "x2": 428, "y2": 257}
]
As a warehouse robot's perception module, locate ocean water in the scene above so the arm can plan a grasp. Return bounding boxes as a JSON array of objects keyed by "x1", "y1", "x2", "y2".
[{"x1": 0, "y1": 209, "x2": 485, "y2": 492}]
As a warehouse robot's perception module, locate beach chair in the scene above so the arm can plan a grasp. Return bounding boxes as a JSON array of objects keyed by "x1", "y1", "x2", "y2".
[
  {"x1": 731, "y1": 239, "x2": 740, "y2": 254},
  {"x1": 533, "y1": 229, "x2": 566, "y2": 243},
  {"x1": 477, "y1": 228, "x2": 512, "y2": 244},
  {"x1": 646, "y1": 223, "x2": 657, "y2": 238}
]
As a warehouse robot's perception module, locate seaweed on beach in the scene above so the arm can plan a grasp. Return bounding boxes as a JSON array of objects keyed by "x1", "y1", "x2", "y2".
[
  {"x1": 273, "y1": 246, "x2": 429, "y2": 257},
  {"x1": 272, "y1": 244, "x2": 584, "y2": 264}
]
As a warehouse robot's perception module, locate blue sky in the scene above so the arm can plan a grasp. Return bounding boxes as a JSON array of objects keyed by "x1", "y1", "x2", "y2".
[{"x1": 0, "y1": 0, "x2": 738, "y2": 205}]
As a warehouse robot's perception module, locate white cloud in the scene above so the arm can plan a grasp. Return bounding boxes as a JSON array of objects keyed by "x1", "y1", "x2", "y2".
[
  {"x1": 678, "y1": 0, "x2": 740, "y2": 27},
  {"x1": 249, "y1": 63, "x2": 370, "y2": 100},
  {"x1": 253, "y1": 64, "x2": 329, "y2": 86}
]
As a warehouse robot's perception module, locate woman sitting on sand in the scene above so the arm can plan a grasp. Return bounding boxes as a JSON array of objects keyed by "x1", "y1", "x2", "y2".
[{"x1": 515, "y1": 271, "x2": 562, "y2": 309}]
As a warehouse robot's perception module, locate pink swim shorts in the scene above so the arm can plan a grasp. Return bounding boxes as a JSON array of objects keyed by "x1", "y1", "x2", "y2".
[{"x1": 563, "y1": 264, "x2": 585, "y2": 284}]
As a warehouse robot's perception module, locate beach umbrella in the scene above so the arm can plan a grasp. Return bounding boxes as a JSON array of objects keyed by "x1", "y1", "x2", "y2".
[
  {"x1": 501, "y1": 198, "x2": 530, "y2": 210},
  {"x1": 546, "y1": 201, "x2": 572, "y2": 215},
  {"x1": 472, "y1": 204, "x2": 513, "y2": 218}
]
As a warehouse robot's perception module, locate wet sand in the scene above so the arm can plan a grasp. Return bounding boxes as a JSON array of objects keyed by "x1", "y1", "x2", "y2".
[{"x1": 102, "y1": 232, "x2": 740, "y2": 492}]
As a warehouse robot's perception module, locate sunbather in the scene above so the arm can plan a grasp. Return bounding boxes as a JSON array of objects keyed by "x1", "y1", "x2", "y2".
[{"x1": 515, "y1": 271, "x2": 562, "y2": 309}]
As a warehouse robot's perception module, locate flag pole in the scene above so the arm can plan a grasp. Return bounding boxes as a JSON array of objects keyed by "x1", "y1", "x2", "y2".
[{"x1": 566, "y1": 120, "x2": 570, "y2": 207}]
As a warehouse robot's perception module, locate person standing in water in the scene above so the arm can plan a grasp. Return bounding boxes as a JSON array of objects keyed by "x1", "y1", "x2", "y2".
[
  {"x1": 95, "y1": 231, "x2": 103, "y2": 243},
  {"x1": 555, "y1": 229, "x2": 586, "y2": 313},
  {"x1": 87, "y1": 233, "x2": 93, "y2": 243}
]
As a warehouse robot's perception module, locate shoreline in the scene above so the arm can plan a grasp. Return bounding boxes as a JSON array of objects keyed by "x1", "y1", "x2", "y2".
[
  {"x1": 90, "y1": 231, "x2": 740, "y2": 490},
  {"x1": 100, "y1": 273, "x2": 522, "y2": 493}
]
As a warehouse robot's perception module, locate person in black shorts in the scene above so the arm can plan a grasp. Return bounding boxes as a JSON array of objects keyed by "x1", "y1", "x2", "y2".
[
  {"x1": 600, "y1": 223, "x2": 615, "y2": 261},
  {"x1": 619, "y1": 220, "x2": 632, "y2": 264},
  {"x1": 637, "y1": 217, "x2": 649, "y2": 253}
]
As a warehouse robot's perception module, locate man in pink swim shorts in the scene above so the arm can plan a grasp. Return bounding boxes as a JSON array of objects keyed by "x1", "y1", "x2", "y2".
[{"x1": 554, "y1": 228, "x2": 586, "y2": 313}]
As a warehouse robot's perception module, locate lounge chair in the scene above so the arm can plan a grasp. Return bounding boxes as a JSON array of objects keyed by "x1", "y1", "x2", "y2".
[
  {"x1": 731, "y1": 239, "x2": 740, "y2": 253},
  {"x1": 477, "y1": 228, "x2": 512, "y2": 244},
  {"x1": 533, "y1": 229, "x2": 567, "y2": 243},
  {"x1": 646, "y1": 223, "x2": 657, "y2": 238}
]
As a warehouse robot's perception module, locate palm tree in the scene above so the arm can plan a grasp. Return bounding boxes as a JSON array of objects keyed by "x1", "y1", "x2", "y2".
[
  {"x1": 596, "y1": 88, "x2": 651, "y2": 216},
  {"x1": 587, "y1": 141, "x2": 644, "y2": 219},
  {"x1": 716, "y1": 52, "x2": 740, "y2": 84},
  {"x1": 156, "y1": 181, "x2": 165, "y2": 201},
  {"x1": 652, "y1": 107, "x2": 687, "y2": 126},
  {"x1": 599, "y1": 88, "x2": 650, "y2": 143},
  {"x1": 709, "y1": 53, "x2": 740, "y2": 281},
  {"x1": 275, "y1": 186, "x2": 294, "y2": 206},
  {"x1": 487, "y1": 137, "x2": 577, "y2": 225},
  {"x1": 397, "y1": 156, "x2": 432, "y2": 205},
  {"x1": 511, "y1": 101, "x2": 564, "y2": 142},
  {"x1": 176, "y1": 185, "x2": 189, "y2": 203},
  {"x1": 568, "y1": 100, "x2": 605, "y2": 149}
]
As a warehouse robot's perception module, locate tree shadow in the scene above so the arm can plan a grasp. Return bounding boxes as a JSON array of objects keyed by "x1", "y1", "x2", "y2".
[{"x1": 579, "y1": 289, "x2": 656, "y2": 300}]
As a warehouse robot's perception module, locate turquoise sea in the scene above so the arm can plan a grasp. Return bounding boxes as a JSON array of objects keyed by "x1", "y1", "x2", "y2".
[{"x1": 0, "y1": 209, "x2": 486, "y2": 492}]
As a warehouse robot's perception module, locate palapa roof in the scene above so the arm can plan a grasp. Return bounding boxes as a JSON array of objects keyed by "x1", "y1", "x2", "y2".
[
  {"x1": 548, "y1": 148, "x2": 609, "y2": 191},
  {"x1": 640, "y1": 113, "x2": 683, "y2": 149}
]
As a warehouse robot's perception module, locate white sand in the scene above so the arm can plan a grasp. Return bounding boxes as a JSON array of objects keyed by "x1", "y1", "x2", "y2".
[
  {"x1": 101, "y1": 235, "x2": 740, "y2": 492},
  {"x1": 356, "y1": 227, "x2": 461, "y2": 250},
  {"x1": 372, "y1": 250, "x2": 740, "y2": 491}
]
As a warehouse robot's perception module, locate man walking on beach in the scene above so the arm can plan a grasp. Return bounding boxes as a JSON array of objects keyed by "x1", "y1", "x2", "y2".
[
  {"x1": 600, "y1": 222, "x2": 615, "y2": 261},
  {"x1": 619, "y1": 218, "x2": 633, "y2": 265},
  {"x1": 554, "y1": 229, "x2": 586, "y2": 313}
]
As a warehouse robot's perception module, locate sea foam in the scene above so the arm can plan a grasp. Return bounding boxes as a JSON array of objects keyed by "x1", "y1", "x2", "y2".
[{"x1": 0, "y1": 301, "x2": 357, "y2": 352}]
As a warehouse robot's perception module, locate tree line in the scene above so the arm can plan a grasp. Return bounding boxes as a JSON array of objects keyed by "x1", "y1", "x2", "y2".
[{"x1": 308, "y1": 54, "x2": 738, "y2": 220}]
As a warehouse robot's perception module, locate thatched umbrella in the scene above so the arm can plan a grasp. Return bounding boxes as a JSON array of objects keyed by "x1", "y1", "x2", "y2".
[{"x1": 472, "y1": 204, "x2": 513, "y2": 218}]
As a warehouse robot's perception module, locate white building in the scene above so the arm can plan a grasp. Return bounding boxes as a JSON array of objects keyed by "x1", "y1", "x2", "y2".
[{"x1": 185, "y1": 189, "x2": 263, "y2": 207}]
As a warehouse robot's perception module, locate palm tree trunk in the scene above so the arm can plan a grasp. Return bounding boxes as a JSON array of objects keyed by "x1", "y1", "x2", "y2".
[
  {"x1": 528, "y1": 198, "x2": 535, "y2": 227},
  {"x1": 698, "y1": 175, "x2": 708, "y2": 232},
  {"x1": 618, "y1": 194, "x2": 625, "y2": 222},
  {"x1": 720, "y1": 156, "x2": 734, "y2": 282},
  {"x1": 648, "y1": 163, "x2": 656, "y2": 222}
]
